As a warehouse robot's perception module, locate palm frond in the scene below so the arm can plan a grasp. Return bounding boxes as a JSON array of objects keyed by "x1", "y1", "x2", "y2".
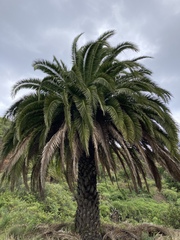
[
  {"x1": 2, "y1": 135, "x2": 31, "y2": 177},
  {"x1": 43, "y1": 95, "x2": 63, "y2": 128},
  {"x1": 40, "y1": 123, "x2": 67, "y2": 189},
  {"x1": 97, "y1": 30, "x2": 115, "y2": 42},
  {"x1": 11, "y1": 78, "x2": 42, "y2": 97},
  {"x1": 71, "y1": 33, "x2": 84, "y2": 65}
]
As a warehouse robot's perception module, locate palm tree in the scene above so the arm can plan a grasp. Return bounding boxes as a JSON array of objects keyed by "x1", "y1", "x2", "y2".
[{"x1": 1, "y1": 31, "x2": 180, "y2": 240}]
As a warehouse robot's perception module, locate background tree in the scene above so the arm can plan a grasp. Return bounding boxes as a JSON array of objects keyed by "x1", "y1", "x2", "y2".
[{"x1": 1, "y1": 31, "x2": 180, "y2": 240}]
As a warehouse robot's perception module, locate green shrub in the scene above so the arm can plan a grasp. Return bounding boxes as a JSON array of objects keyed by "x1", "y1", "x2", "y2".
[
  {"x1": 0, "y1": 172, "x2": 179, "y2": 238},
  {"x1": 160, "y1": 204, "x2": 180, "y2": 229},
  {"x1": 0, "y1": 190, "x2": 49, "y2": 233},
  {"x1": 164, "y1": 174, "x2": 180, "y2": 191},
  {"x1": 109, "y1": 191, "x2": 127, "y2": 201},
  {"x1": 110, "y1": 197, "x2": 168, "y2": 224},
  {"x1": 0, "y1": 183, "x2": 76, "y2": 236},
  {"x1": 43, "y1": 183, "x2": 76, "y2": 222},
  {"x1": 162, "y1": 189, "x2": 178, "y2": 202},
  {"x1": 100, "y1": 203, "x2": 111, "y2": 222},
  {"x1": 177, "y1": 198, "x2": 180, "y2": 205}
]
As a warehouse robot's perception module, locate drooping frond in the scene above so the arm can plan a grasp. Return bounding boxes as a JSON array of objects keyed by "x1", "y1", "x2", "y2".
[
  {"x1": 43, "y1": 94, "x2": 63, "y2": 129},
  {"x1": 11, "y1": 79, "x2": 42, "y2": 97},
  {"x1": 2, "y1": 135, "x2": 31, "y2": 177},
  {"x1": 40, "y1": 123, "x2": 67, "y2": 190},
  {"x1": 33, "y1": 59, "x2": 61, "y2": 77}
]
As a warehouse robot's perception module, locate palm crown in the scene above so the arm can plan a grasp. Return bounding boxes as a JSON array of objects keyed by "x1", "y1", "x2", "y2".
[
  {"x1": 1, "y1": 30, "x2": 180, "y2": 194},
  {"x1": 2, "y1": 30, "x2": 180, "y2": 239}
]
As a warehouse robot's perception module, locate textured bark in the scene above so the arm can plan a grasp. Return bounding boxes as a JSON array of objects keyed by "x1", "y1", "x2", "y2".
[{"x1": 75, "y1": 152, "x2": 102, "y2": 240}]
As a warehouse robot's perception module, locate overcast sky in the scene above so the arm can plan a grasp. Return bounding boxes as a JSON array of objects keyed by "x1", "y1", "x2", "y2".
[{"x1": 0, "y1": 0, "x2": 180, "y2": 129}]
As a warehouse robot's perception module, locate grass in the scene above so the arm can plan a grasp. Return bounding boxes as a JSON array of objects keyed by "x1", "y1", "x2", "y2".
[{"x1": 0, "y1": 170, "x2": 179, "y2": 239}]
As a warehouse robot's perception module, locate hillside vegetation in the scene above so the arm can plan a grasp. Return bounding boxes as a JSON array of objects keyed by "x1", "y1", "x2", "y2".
[
  {"x1": 0, "y1": 117, "x2": 180, "y2": 239},
  {"x1": 0, "y1": 171, "x2": 180, "y2": 239}
]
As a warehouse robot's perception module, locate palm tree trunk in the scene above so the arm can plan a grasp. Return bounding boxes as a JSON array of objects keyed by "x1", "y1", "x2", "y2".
[{"x1": 75, "y1": 152, "x2": 102, "y2": 240}]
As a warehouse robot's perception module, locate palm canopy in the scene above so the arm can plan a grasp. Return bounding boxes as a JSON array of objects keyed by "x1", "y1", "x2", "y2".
[{"x1": 1, "y1": 30, "x2": 180, "y2": 194}]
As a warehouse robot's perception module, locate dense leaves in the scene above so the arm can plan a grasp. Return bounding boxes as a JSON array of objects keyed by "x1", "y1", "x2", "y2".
[{"x1": 1, "y1": 30, "x2": 180, "y2": 193}]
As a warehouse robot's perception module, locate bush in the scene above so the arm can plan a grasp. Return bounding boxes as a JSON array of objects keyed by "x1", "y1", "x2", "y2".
[
  {"x1": 110, "y1": 197, "x2": 168, "y2": 224},
  {"x1": 164, "y1": 174, "x2": 180, "y2": 191},
  {"x1": 0, "y1": 190, "x2": 49, "y2": 232},
  {"x1": 100, "y1": 203, "x2": 111, "y2": 222},
  {"x1": 0, "y1": 182, "x2": 76, "y2": 238},
  {"x1": 160, "y1": 204, "x2": 180, "y2": 229},
  {"x1": 162, "y1": 189, "x2": 178, "y2": 202},
  {"x1": 43, "y1": 183, "x2": 76, "y2": 222},
  {"x1": 109, "y1": 191, "x2": 127, "y2": 201}
]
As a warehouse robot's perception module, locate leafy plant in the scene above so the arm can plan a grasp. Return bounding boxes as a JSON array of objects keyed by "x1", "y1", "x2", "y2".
[
  {"x1": 162, "y1": 189, "x2": 178, "y2": 202},
  {"x1": 160, "y1": 204, "x2": 180, "y2": 229}
]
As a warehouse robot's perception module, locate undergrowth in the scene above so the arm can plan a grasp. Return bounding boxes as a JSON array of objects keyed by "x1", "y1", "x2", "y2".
[{"x1": 0, "y1": 177, "x2": 179, "y2": 239}]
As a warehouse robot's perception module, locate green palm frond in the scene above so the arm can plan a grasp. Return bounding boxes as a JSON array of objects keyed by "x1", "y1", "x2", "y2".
[
  {"x1": 104, "y1": 99, "x2": 127, "y2": 139},
  {"x1": 40, "y1": 76, "x2": 64, "y2": 94},
  {"x1": 122, "y1": 111, "x2": 136, "y2": 143},
  {"x1": 82, "y1": 40, "x2": 106, "y2": 84},
  {"x1": 92, "y1": 122, "x2": 113, "y2": 178},
  {"x1": 72, "y1": 116, "x2": 90, "y2": 155},
  {"x1": 43, "y1": 94, "x2": 63, "y2": 129},
  {"x1": 73, "y1": 96, "x2": 93, "y2": 129},
  {"x1": 0, "y1": 123, "x2": 17, "y2": 160},
  {"x1": 53, "y1": 56, "x2": 68, "y2": 72},
  {"x1": 72, "y1": 33, "x2": 84, "y2": 65},
  {"x1": 97, "y1": 30, "x2": 115, "y2": 41},
  {"x1": 105, "y1": 41, "x2": 139, "y2": 65},
  {"x1": 33, "y1": 59, "x2": 62, "y2": 78},
  {"x1": 93, "y1": 74, "x2": 114, "y2": 91},
  {"x1": 4, "y1": 98, "x2": 25, "y2": 119},
  {"x1": 11, "y1": 78, "x2": 42, "y2": 97},
  {"x1": 15, "y1": 97, "x2": 44, "y2": 140}
]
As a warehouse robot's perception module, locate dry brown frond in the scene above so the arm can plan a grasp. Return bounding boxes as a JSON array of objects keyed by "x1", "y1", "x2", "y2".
[
  {"x1": 3, "y1": 135, "x2": 31, "y2": 175},
  {"x1": 35, "y1": 223, "x2": 80, "y2": 240},
  {"x1": 103, "y1": 229, "x2": 139, "y2": 240},
  {"x1": 101, "y1": 223, "x2": 172, "y2": 240},
  {"x1": 41, "y1": 123, "x2": 67, "y2": 189},
  {"x1": 5, "y1": 223, "x2": 179, "y2": 240}
]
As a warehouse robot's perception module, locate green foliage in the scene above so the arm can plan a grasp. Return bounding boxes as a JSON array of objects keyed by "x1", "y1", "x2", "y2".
[
  {"x1": 111, "y1": 197, "x2": 168, "y2": 224},
  {"x1": 0, "y1": 183, "x2": 76, "y2": 239},
  {"x1": 0, "y1": 118, "x2": 11, "y2": 152},
  {"x1": 164, "y1": 174, "x2": 180, "y2": 191},
  {"x1": 160, "y1": 203, "x2": 180, "y2": 229},
  {"x1": 0, "y1": 190, "x2": 47, "y2": 231},
  {"x1": 162, "y1": 189, "x2": 178, "y2": 202},
  {"x1": 97, "y1": 181, "x2": 171, "y2": 225},
  {"x1": 0, "y1": 118, "x2": 10, "y2": 139},
  {"x1": 43, "y1": 183, "x2": 76, "y2": 222},
  {"x1": 99, "y1": 204, "x2": 110, "y2": 222},
  {"x1": 0, "y1": 176, "x2": 180, "y2": 239}
]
